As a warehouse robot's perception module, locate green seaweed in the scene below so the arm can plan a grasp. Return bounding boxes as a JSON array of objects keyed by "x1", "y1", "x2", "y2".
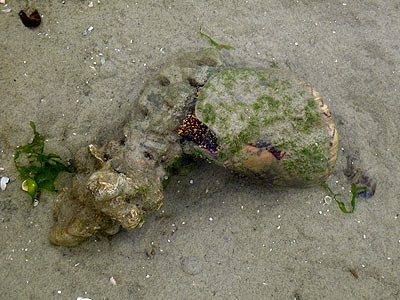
[
  {"x1": 14, "y1": 122, "x2": 73, "y2": 202},
  {"x1": 199, "y1": 28, "x2": 233, "y2": 50},
  {"x1": 321, "y1": 183, "x2": 367, "y2": 213}
]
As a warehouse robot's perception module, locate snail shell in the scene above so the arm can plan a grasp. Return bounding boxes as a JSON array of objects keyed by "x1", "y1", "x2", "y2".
[{"x1": 192, "y1": 67, "x2": 338, "y2": 186}]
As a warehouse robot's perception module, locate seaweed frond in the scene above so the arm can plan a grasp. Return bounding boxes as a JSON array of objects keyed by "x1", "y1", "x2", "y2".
[
  {"x1": 199, "y1": 27, "x2": 233, "y2": 50},
  {"x1": 14, "y1": 122, "x2": 73, "y2": 202},
  {"x1": 321, "y1": 183, "x2": 367, "y2": 213}
]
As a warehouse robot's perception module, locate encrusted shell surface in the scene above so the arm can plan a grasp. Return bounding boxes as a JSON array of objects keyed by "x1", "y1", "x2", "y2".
[{"x1": 194, "y1": 67, "x2": 338, "y2": 186}]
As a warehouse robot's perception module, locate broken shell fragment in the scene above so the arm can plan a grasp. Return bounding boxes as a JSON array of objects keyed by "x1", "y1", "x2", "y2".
[{"x1": 1, "y1": 176, "x2": 9, "y2": 191}]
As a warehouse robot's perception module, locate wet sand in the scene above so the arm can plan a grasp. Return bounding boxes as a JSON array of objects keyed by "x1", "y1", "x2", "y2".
[{"x1": 0, "y1": 1, "x2": 399, "y2": 299}]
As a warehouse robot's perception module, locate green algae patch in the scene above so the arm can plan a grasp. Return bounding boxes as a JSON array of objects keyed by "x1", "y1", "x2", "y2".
[
  {"x1": 225, "y1": 116, "x2": 260, "y2": 155},
  {"x1": 282, "y1": 139, "x2": 330, "y2": 181},
  {"x1": 14, "y1": 122, "x2": 73, "y2": 202},
  {"x1": 202, "y1": 103, "x2": 216, "y2": 123},
  {"x1": 197, "y1": 68, "x2": 328, "y2": 148}
]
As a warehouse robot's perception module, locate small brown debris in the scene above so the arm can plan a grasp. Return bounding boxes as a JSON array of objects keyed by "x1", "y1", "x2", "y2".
[
  {"x1": 348, "y1": 267, "x2": 359, "y2": 279},
  {"x1": 294, "y1": 292, "x2": 302, "y2": 300},
  {"x1": 155, "y1": 214, "x2": 172, "y2": 221},
  {"x1": 19, "y1": 9, "x2": 41, "y2": 28},
  {"x1": 145, "y1": 248, "x2": 155, "y2": 259}
]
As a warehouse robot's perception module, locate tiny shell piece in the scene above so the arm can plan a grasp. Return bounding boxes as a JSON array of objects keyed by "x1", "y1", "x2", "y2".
[
  {"x1": 109, "y1": 276, "x2": 117, "y2": 285},
  {"x1": 1, "y1": 176, "x2": 9, "y2": 191}
]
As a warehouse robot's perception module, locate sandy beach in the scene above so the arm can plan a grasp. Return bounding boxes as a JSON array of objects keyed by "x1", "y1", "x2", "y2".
[{"x1": 0, "y1": 1, "x2": 399, "y2": 299}]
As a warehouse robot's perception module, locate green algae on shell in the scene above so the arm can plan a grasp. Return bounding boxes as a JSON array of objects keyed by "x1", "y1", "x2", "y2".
[{"x1": 194, "y1": 67, "x2": 338, "y2": 186}]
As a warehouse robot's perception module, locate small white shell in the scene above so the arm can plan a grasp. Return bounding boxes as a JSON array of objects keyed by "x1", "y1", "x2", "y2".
[
  {"x1": 1, "y1": 177, "x2": 9, "y2": 191},
  {"x1": 109, "y1": 276, "x2": 117, "y2": 286}
]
